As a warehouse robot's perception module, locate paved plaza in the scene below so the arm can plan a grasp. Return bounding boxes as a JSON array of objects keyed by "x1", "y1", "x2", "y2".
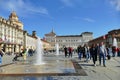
[{"x1": 0, "y1": 53, "x2": 120, "y2": 80}]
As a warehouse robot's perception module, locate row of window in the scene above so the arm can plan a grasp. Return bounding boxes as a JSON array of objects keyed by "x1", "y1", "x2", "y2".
[
  {"x1": 0, "y1": 23, "x2": 23, "y2": 44},
  {"x1": 56, "y1": 43, "x2": 82, "y2": 48},
  {"x1": 56, "y1": 39, "x2": 79, "y2": 42},
  {"x1": 46, "y1": 37, "x2": 91, "y2": 43},
  {"x1": 47, "y1": 38, "x2": 80, "y2": 42}
]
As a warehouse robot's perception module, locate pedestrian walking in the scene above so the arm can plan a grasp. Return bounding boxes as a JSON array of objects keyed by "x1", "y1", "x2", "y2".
[
  {"x1": 12, "y1": 53, "x2": 20, "y2": 61},
  {"x1": 68, "y1": 47, "x2": 73, "y2": 58},
  {"x1": 90, "y1": 44, "x2": 98, "y2": 66},
  {"x1": 106, "y1": 45, "x2": 112, "y2": 60},
  {"x1": 28, "y1": 49, "x2": 33, "y2": 56},
  {"x1": 118, "y1": 47, "x2": 120, "y2": 57},
  {"x1": 64, "y1": 46, "x2": 68, "y2": 57},
  {"x1": 77, "y1": 45, "x2": 83, "y2": 60},
  {"x1": 112, "y1": 46, "x2": 118, "y2": 57},
  {"x1": 0, "y1": 50, "x2": 4, "y2": 64},
  {"x1": 84, "y1": 44, "x2": 90, "y2": 62},
  {"x1": 98, "y1": 42, "x2": 107, "y2": 67},
  {"x1": 82, "y1": 46, "x2": 86, "y2": 58}
]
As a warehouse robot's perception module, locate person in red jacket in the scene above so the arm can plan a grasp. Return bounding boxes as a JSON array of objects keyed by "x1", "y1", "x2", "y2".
[
  {"x1": 68, "y1": 47, "x2": 73, "y2": 58},
  {"x1": 118, "y1": 48, "x2": 120, "y2": 56}
]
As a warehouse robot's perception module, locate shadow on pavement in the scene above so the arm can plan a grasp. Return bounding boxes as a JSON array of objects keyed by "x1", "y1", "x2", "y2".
[{"x1": 80, "y1": 63, "x2": 94, "y2": 67}]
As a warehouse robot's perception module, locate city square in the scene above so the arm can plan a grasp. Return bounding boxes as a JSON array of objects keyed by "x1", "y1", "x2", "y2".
[
  {"x1": 0, "y1": 0, "x2": 120, "y2": 80},
  {"x1": 0, "y1": 53, "x2": 120, "y2": 80}
]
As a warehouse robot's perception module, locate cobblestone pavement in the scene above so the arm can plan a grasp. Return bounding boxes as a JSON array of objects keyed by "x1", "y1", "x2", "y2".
[{"x1": 0, "y1": 54, "x2": 120, "y2": 80}]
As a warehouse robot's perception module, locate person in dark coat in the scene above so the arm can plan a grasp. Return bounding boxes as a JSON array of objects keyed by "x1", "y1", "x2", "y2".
[
  {"x1": 90, "y1": 44, "x2": 98, "y2": 66},
  {"x1": 64, "y1": 46, "x2": 68, "y2": 57},
  {"x1": 28, "y1": 49, "x2": 33, "y2": 56},
  {"x1": 82, "y1": 46, "x2": 86, "y2": 58},
  {"x1": 77, "y1": 45, "x2": 83, "y2": 60},
  {"x1": 12, "y1": 53, "x2": 20, "y2": 61}
]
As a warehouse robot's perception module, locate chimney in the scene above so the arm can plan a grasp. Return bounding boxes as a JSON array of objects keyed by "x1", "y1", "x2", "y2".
[{"x1": 32, "y1": 31, "x2": 36, "y2": 37}]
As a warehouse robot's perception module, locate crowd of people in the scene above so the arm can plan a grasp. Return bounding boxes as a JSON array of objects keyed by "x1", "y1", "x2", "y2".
[
  {"x1": 0, "y1": 48, "x2": 35, "y2": 64},
  {"x1": 12, "y1": 48, "x2": 35, "y2": 61},
  {"x1": 0, "y1": 42, "x2": 120, "y2": 66},
  {"x1": 64, "y1": 42, "x2": 120, "y2": 67}
]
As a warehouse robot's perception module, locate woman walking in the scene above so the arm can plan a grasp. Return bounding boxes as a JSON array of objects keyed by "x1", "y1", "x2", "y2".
[
  {"x1": 90, "y1": 44, "x2": 98, "y2": 66},
  {"x1": 84, "y1": 44, "x2": 90, "y2": 62}
]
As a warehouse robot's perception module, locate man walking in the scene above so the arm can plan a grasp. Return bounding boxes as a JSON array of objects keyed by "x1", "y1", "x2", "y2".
[
  {"x1": 98, "y1": 42, "x2": 107, "y2": 67},
  {"x1": 64, "y1": 46, "x2": 68, "y2": 57},
  {"x1": 77, "y1": 45, "x2": 82, "y2": 60}
]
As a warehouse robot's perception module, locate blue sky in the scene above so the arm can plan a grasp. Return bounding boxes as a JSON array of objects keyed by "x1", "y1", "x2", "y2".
[{"x1": 0, "y1": 0, "x2": 120, "y2": 38}]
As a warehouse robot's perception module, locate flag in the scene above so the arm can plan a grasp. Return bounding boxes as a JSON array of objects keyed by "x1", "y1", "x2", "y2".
[{"x1": 103, "y1": 35, "x2": 106, "y2": 39}]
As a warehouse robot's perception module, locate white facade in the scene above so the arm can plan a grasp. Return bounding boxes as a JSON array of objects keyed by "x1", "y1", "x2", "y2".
[
  {"x1": 25, "y1": 33, "x2": 37, "y2": 50},
  {"x1": 0, "y1": 12, "x2": 24, "y2": 54},
  {"x1": 23, "y1": 31, "x2": 37, "y2": 51},
  {"x1": 0, "y1": 12, "x2": 38, "y2": 54},
  {"x1": 56, "y1": 36, "x2": 83, "y2": 49},
  {"x1": 45, "y1": 31, "x2": 93, "y2": 49}
]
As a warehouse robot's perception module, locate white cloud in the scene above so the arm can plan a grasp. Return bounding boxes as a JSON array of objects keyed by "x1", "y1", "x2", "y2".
[
  {"x1": 109, "y1": 0, "x2": 120, "y2": 11},
  {"x1": 83, "y1": 18, "x2": 95, "y2": 23},
  {"x1": 0, "y1": 0, "x2": 49, "y2": 16}
]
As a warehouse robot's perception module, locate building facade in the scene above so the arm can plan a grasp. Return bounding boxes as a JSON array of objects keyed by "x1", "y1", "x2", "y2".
[
  {"x1": 0, "y1": 12, "x2": 40, "y2": 54},
  {"x1": 44, "y1": 30, "x2": 56, "y2": 49},
  {"x1": 0, "y1": 12, "x2": 24, "y2": 54},
  {"x1": 88, "y1": 35, "x2": 107, "y2": 46},
  {"x1": 41, "y1": 39, "x2": 52, "y2": 50},
  {"x1": 107, "y1": 29, "x2": 120, "y2": 47},
  {"x1": 23, "y1": 31, "x2": 37, "y2": 51},
  {"x1": 45, "y1": 30, "x2": 93, "y2": 49},
  {"x1": 88, "y1": 29, "x2": 120, "y2": 47}
]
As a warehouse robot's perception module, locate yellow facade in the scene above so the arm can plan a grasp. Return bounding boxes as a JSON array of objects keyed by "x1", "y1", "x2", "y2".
[{"x1": 41, "y1": 39, "x2": 52, "y2": 50}]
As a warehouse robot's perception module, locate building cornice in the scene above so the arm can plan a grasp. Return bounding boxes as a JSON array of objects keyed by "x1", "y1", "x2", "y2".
[
  {"x1": 0, "y1": 17, "x2": 23, "y2": 31},
  {"x1": 57, "y1": 35, "x2": 82, "y2": 37}
]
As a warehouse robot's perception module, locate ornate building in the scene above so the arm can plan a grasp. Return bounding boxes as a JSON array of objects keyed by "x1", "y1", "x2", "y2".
[
  {"x1": 0, "y1": 12, "x2": 51, "y2": 54},
  {"x1": 0, "y1": 11, "x2": 24, "y2": 54},
  {"x1": 45, "y1": 30, "x2": 56, "y2": 49},
  {"x1": 88, "y1": 29, "x2": 120, "y2": 47},
  {"x1": 45, "y1": 30, "x2": 93, "y2": 49}
]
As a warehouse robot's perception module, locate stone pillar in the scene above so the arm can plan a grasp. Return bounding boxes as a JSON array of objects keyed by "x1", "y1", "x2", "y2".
[
  {"x1": 12, "y1": 44, "x2": 14, "y2": 54},
  {"x1": 19, "y1": 45, "x2": 22, "y2": 53},
  {"x1": 16, "y1": 45, "x2": 19, "y2": 53}
]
